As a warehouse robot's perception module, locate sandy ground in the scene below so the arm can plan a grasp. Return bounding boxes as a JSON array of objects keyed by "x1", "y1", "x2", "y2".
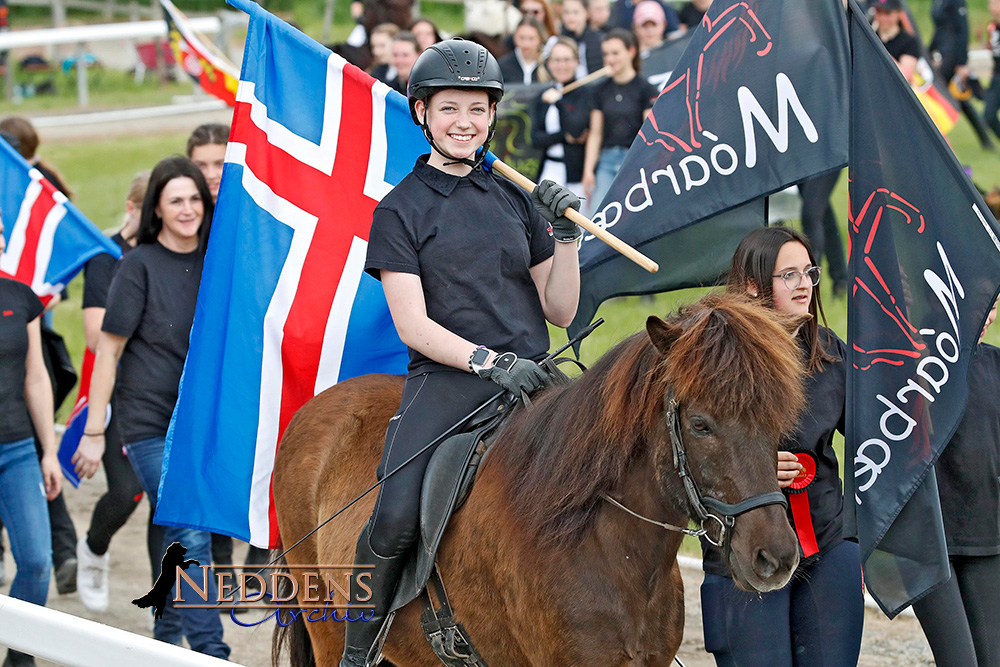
[{"x1": 0, "y1": 471, "x2": 934, "y2": 666}]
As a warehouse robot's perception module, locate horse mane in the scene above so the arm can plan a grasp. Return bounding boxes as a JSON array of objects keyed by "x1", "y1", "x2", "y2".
[{"x1": 488, "y1": 292, "x2": 806, "y2": 549}]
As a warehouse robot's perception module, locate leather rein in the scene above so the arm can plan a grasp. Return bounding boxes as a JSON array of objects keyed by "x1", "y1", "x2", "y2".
[{"x1": 602, "y1": 389, "x2": 787, "y2": 554}]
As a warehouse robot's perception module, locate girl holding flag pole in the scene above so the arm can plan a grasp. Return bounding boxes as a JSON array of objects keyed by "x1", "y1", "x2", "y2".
[
  {"x1": 341, "y1": 38, "x2": 582, "y2": 667},
  {"x1": 700, "y1": 226, "x2": 864, "y2": 667}
]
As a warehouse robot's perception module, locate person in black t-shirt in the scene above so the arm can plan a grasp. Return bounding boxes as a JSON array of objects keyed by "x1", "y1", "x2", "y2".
[
  {"x1": 74, "y1": 170, "x2": 164, "y2": 615},
  {"x1": 582, "y1": 29, "x2": 656, "y2": 215},
  {"x1": 72, "y1": 157, "x2": 229, "y2": 660},
  {"x1": 341, "y1": 38, "x2": 581, "y2": 667},
  {"x1": 700, "y1": 227, "x2": 863, "y2": 667},
  {"x1": 0, "y1": 217, "x2": 61, "y2": 667},
  {"x1": 912, "y1": 301, "x2": 1000, "y2": 667},
  {"x1": 872, "y1": 0, "x2": 920, "y2": 81}
]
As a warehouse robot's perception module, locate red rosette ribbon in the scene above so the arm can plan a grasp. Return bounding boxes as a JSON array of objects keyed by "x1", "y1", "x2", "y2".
[{"x1": 788, "y1": 451, "x2": 819, "y2": 558}]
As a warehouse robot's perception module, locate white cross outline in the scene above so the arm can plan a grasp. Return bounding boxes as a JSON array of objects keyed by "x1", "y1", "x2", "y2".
[{"x1": 223, "y1": 52, "x2": 396, "y2": 546}]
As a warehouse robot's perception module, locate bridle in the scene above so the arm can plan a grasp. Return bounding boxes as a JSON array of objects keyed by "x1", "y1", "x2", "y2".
[{"x1": 602, "y1": 389, "x2": 787, "y2": 556}]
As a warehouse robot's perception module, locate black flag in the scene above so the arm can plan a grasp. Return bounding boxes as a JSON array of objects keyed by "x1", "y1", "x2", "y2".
[
  {"x1": 846, "y1": 0, "x2": 1000, "y2": 618},
  {"x1": 570, "y1": 0, "x2": 849, "y2": 335}
]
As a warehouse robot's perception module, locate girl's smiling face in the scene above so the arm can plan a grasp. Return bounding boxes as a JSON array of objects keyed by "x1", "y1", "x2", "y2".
[{"x1": 417, "y1": 89, "x2": 493, "y2": 166}]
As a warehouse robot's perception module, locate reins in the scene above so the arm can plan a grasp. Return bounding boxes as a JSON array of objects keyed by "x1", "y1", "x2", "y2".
[
  {"x1": 223, "y1": 319, "x2": 605, "y2": 607},
  {"x1": 602, "y1": 389, "x2": 787, "y2": 555}
]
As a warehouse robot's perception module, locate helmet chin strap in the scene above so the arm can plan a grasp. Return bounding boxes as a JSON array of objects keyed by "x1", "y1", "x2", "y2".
[{"x1": 420, "y1": 108, "x2": 496, "y2": 170}]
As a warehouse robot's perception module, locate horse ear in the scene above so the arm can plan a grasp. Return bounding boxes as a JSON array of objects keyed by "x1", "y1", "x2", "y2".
[
  {"x1": 777, "y1": 312, "x2": 812, "y2": 337},
  {"x1": 646, "y1": 316, "x2": 682, "y2": 355}
]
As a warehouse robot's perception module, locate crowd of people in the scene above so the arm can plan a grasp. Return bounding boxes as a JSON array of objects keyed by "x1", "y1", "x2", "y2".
[{"x1": 1, "y1": 0, "x2": 1000, "y2": 665}]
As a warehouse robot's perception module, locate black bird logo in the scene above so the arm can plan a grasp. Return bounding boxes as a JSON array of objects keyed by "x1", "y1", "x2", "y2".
[{"x1": 132, "y1": 542, "x2": 202, "y2": 619}]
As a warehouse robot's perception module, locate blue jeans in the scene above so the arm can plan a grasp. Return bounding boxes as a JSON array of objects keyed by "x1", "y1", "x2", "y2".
[
  {"x1": 701, "y1": 539, "x2": 864, "y2": 666},
  {"x1": 125, "y1": 436, "x2": 230, "y2": 660},
  {"x1": 0, "y1": 437, "x2": 52, "y2": 606},
  {"x1": 590, "y1": 145, "x2": 629, "y2": 216}
]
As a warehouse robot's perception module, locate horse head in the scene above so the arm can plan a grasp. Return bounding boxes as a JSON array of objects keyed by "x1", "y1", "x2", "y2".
[{"x1": 645, "y1": 293, "x2": 806, "y2": 592}]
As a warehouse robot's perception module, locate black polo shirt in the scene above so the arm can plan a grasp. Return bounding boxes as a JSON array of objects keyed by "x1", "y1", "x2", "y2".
[
  {"x1": 936, "y1": 344, "x2": 1000, "y2": 556},
  {"x1": 0, "y1": 277, "x2": 44, "y2": 443},
  {"x1": 703, "y1": 328, "x2": 847, "y2": 576},
  {"x1": 102, "y1": 242, "x2": 203, "y2": 444},
  {"x1": 365, "y1": 155, "x2": 554, "y2": 375}
]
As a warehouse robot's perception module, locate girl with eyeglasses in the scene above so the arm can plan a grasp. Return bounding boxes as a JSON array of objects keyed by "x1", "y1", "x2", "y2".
[{"x1": 699, "y1": 226, "x2": 864, "y2": 667}]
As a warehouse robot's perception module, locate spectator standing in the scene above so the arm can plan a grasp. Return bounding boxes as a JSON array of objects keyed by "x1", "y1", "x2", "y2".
[
  {"x1": 499, "y1": 17, "x2": 549, "y2": 85},
  {"x1": 367, "y1": 23, "x2": 399, "y2": 83},
  {"x1": 634, "y1": 0, "x2": 667, "y2": 57},
  {"x1": 560, "y1": 0, "x2": 603, "y2": 76},
  {"x1": 409, "y1": 18, "x2": 441, "y2": 51},
  {"x1": 798, "y1": 170, "x2": 848, "y2": 297},
  {"x1": 587, "y1": 0, "x2": 611, "y2": 33},
  {"x1": 532, "y1": 37, "x2": 593, "y2": 195},
  {"x1": 610, "y1": 0, "x2": 679, "y2": 38},
  {"x1": 387, "y1": 31, "x2": 420, "y2": 95}
]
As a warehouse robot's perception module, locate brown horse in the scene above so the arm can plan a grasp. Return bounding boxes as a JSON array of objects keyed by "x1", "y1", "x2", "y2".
[{"x1": 272, "y1": 293, "x2": 807, "y2": 666}]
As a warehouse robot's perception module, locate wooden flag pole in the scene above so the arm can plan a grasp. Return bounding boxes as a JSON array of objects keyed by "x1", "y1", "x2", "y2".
[
  {"x1": 541, "y1": 66, "x2": 611, "y2": 104},
  {"x1": 489, "y1": 158, "x2": 659, "y2": 274}
]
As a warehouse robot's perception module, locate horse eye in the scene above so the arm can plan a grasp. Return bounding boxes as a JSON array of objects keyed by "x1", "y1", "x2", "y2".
[{"x1": 690, "y1": 417, "x2": 712, "y2": 435}]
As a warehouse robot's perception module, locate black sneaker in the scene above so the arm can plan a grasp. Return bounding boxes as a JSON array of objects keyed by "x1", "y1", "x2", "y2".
[{"x1": 55, "y1": 557, "x2": 77, "y2": 595}]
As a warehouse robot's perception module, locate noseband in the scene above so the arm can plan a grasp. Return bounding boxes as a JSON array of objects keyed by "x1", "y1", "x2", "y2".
[{"x1": 602, "y1": 390, "x2": 787, "y2": 555}]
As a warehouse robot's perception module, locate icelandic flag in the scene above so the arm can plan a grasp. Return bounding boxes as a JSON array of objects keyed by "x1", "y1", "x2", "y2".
[
  {"x1": 156, "y1": 0, "x2": 423, "y2": 548},
  {"x1": 0, "y1": 137, "x2": 120, "y2": 304}
]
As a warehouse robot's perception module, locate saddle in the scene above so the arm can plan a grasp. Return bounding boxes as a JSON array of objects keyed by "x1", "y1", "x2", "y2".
[{"x1": 384, "y1": 357, "x2": 581, "y2": 667}]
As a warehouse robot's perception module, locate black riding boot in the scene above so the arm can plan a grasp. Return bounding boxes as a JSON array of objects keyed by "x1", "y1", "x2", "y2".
[{"x1": 340, "y1": 522, "x2": 406, "y2": 667}]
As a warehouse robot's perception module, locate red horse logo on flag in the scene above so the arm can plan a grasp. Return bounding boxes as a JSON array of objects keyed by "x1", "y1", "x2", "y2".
[
  {"x1": 639, "y1": 2, "x2": 773, "y2": 154},
  {"x1": 849, "y1": 187, "x2": 928, "y2": 371}
]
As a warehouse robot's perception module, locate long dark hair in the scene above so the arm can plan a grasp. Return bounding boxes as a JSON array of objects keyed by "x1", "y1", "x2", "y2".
[
  {"x1": 727, "y1": 226, "x2": 834, "y2": 372},
  {"x1": 137, "y1": 156, "x2": 214, "y2": 250},
  {"x1": 603, "y1": 28, "x2": 641, "y2": 75}
]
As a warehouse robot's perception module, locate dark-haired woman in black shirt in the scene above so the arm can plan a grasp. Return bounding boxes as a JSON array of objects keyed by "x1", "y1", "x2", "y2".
[
  {"x1": 581, "y1": 29, "x2": 656, "y2": 215},
  {"x1": 73, "y1": 157, "x2": 229, "y2": 660}
]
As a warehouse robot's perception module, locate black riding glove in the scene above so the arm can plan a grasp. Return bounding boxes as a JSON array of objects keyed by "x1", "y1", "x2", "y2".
[
  {"x1": 532, "y1": 179, "x2": 582, "y2": 243},
  {"x1": 477, "y1": 353, "x2": 549, "y2": 397}
]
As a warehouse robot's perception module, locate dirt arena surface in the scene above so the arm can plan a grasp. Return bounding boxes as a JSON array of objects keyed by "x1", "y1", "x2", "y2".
[{"x1": 0, "y1": 473, "x2": 934, "y2": 666}]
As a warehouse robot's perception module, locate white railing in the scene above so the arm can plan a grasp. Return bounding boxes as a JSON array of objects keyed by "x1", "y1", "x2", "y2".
[{"x1": 0, "y1": 594, "x2": 243, "y2": 667}]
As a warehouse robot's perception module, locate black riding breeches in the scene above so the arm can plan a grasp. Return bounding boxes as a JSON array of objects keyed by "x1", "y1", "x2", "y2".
[
  {"x1": 366, "y1": 370, "x2": 500, "y2": 559},
  {"x1": 913, "y1": 554, "x2": 1000, "y2": 667}
]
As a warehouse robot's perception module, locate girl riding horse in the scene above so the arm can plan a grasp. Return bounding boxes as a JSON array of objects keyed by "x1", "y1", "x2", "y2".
[{"x1": 340, "y1": 37, "x2": 582, "y2": 667}]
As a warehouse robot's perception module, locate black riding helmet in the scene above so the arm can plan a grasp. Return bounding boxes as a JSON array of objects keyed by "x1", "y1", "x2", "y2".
[{"x1": 407, "y1": 38, "x2": 505, "y2": 169}]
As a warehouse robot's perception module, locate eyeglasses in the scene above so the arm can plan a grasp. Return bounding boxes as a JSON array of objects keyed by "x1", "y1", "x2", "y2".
[{"x1": 772, "y1": 266, "x2": 822, "y2": 290}]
